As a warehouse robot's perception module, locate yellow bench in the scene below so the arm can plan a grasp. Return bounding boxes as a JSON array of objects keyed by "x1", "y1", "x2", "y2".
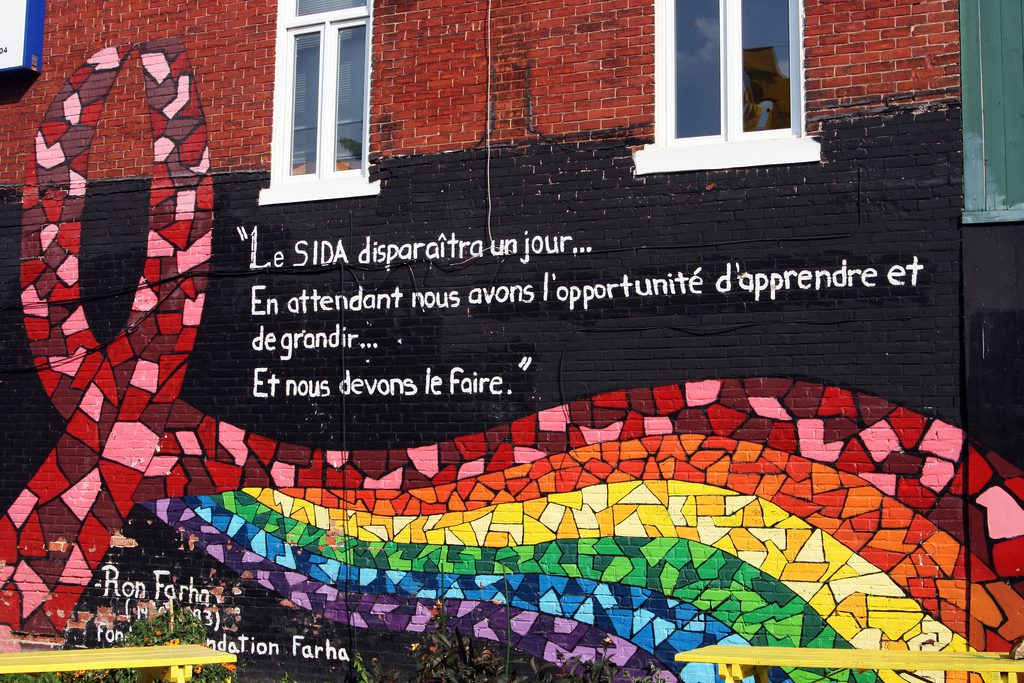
[
  {"x1": 0, "y1": 645, "x2": 236, "y2": 683},
  {"x1": 676, "y1": 645, "x2": 1024, "y2": 683}
]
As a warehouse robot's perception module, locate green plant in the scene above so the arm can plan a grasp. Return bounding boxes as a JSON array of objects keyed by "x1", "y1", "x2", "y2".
[
  {"x1": 336, "y1": 137, "x2": 363, "y2": 160},
  {"x1": 0, "y1": 607, "x2": 238, "y2": 683},
  {"x1": 0, "y1": 675, "x2": 62, "y2": 683},
  {"x1": 117, "y1": 608, "x2": 236, "y2": 683},
  {"x1": 352, "y1": 652, "x2": 405, "y2": 683},
  {"x1": 411, "y1": 620, "x2": 528, "y2": 683},
  {"x1": 560, "y1": 647, "x2": 628, "y2": 683},
  {"x1": 528, "y1": 640, "x2": 662, "y2": 683},
  {"x1": 122, "y1": 610, "x2": 201, "y2": 648},
  {"x1": 294, "y1": 608, "x2": 665, "y2": 683},
  {"x1": 52, "y1": 610, "x2": 234, "y2": 683}
]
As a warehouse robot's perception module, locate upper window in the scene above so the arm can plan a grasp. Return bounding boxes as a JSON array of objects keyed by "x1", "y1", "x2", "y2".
[
  {"x1": 260, "y1": 0, "x2": 380, "y2": 205},
  {"x1": 635, "y1": 0, "x2": 819, "y2": 175}
]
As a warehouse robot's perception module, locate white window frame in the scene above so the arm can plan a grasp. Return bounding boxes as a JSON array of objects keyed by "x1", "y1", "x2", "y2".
[
  {"x1": 260, "y1": 0, "x2": 380, "y2": 205},
  {"x1": 634, "y1": 0, "x2": 820, "y2": 175}
]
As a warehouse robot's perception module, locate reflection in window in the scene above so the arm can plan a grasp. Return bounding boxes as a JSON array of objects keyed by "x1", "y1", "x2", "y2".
[
  {"x1": 671, "y1": 0, "x2": 799, "y2": 141},
  {"x1": 675, "y1": 0, "x2": 721, "y2": 138},
  {"x1": 636, "y1": 0, "x2": 816, "y2": 173},
  {"x1": 335, "y1": 26, "x2": 366, "y2": 172},
  {"x1": 291, "y1": 33, "x2": 321, "y2": 176},
  {"x1": 265, "y1": 0, "x2": 377, "y2": 203},
  {"x1": 741, "y1": 0, "x2": 791, "y2": 131},
  {"x1": 297, "y1": 0, "x2": 362, "y2": 15}
]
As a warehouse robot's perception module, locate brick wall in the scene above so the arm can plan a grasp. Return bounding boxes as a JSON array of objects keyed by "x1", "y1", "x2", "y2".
[
  {"x1": 0, "y1": 103, "x2": 990, "y2": 672},
  {"x1": 0, "y1": 0, "x2": 276, "y2": 184},
  {"x1": 371, "y1": 0, "x2": 653, "y2": 155},
  {"x1": 0, "y1": 0, "x2": 960, "y2": 183},
  {"x1": 804, "y1": 0, "x2": 960, "y2": 129},
  {"x1": 1, "y1": 0, "x2": 1018, "y2": 679},
  {"x1": 372, "y1": 0, "x2": 962, "y2": 153}
]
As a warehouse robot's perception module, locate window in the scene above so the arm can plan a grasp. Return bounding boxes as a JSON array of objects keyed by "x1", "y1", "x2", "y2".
[
  {"x1": 260, "y1": 0, "x2": 379, "y2": 205},
  {"x1": 634, "y1": 0, "x2": 820, "y2": 175},
  {"x1": 961, "y1": 0, "x2": 1024, "y2": 224}
]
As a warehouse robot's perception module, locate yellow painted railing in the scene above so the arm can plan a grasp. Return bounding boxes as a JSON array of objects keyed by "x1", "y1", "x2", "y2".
[
  {"x1": 0, "y1": 645, "x2": 236, "y2": 683},
  {"x1": 676, "y1": 646, "x2": 1024, "y2": 683}
]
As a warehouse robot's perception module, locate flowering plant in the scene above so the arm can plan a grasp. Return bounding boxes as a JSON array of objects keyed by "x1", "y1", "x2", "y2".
[
  {"x1": 120, "y1": 608, "x2": 236, "y2": 683},
  {"x1": 25, "y1": 606, "x2": 237, "y2": 683},
  {"x1": 348, "y1": 604, "x2": 660, "y2": 683}
]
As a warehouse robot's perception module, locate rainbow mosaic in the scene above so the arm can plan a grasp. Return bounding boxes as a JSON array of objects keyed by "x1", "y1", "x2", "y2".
[
  {"x1": 2, "y1": 39, "x2": 1023, "y2": 683},
  {"x1": 141, "y1": 395, "x2": 1024, "y2": 678},
  {"x1": 168, "y1": 482, "x2": 964, "y2": 653}
]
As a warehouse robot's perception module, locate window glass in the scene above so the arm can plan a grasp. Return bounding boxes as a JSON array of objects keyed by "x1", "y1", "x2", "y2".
[
  {"x1": 741, "y1": 0, "x2": 791, "y2": 131},
  {"x1": 291, "y1": 33, "x2": 321, "y2": 176},
  {"x1": 264, "y1": 0, "x2": 379, "y2": 203},
  {"x1": 335, "y1": 26, "x2": 367, "y2": 172},
  {"x1": 675, "y1": 0, "x2": 721, "y2": 138},
  {"x1": 297, "y1": 0, "x2": 364, "y2": 16},
  {"x1": 635, "y1": 0, "x2": 819, "y2": 174}
]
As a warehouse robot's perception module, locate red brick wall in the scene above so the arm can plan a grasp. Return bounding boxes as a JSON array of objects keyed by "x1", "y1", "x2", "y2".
[
  {"x1": 370, "y1": 0, "x2": 654, "y2": 156},
  {"x1": 370, "y1": 0, "x2": 488, "y2": 155},
  {"x1": 0, "y1": 0, "x2": 960, "y2": 185},
  {"x1": 0, "y1": 0, "x2": 275, "y2": 185},
  {"x1": 804, "y1": 0, "x2": 960, "y2": 131}
]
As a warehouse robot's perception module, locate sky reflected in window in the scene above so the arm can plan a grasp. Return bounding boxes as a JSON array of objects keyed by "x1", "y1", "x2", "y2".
[
  {"x1": 741, "y1": 0, "x2": 791, "y2": 131},
  {"x1": 675, "y1": 0, "x2": 721, "y2": 138}
]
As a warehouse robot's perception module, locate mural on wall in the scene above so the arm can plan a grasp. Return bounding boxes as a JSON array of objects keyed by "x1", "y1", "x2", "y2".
[
  {"x1": 153, "y1": 385, "x2": 1024, "y2": 682},
  {"x1": 2, "y1": 40, "x2": 1024, "y2": 682},
  {"x1": 4, "y1": 38, "x2": 213, "y2": 635}
]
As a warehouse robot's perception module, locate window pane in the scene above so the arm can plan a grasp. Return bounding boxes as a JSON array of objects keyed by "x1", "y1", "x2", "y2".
[
  {"x1": 297, "y1": 0, "x2": 364, "y2": 15},
  {"x1": 291, "y1": 33, "x2": 321, "y2": 176},
  {"x1": 741, "y1": 0, "x2": 791, "y2": 131},
  {"x1": 335, "y1": 26, "x2": 367, "y2": 172},
  {"x1": 675, "y1": 0, "x2": 721, "y2": 138}
]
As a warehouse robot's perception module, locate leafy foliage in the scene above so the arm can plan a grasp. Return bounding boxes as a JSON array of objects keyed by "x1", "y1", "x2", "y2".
[
  {"x1": 411, "y1": 620, "x2": 524, "y2": 683},
  {"x1": 345, "y1": 605, "x2": 661, "y2": 683},
  {"x1": 0, "y1": 607, "x2": 235, "y2": 683}
]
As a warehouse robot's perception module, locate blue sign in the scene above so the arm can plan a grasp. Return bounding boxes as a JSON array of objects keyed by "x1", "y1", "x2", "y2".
[{"x1": 0, "y1": 0, "x2": 45, "y2": 74}]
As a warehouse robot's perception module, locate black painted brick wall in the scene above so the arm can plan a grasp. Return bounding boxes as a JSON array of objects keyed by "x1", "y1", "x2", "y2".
[{"x1": 0, "y1": 103, "x2": 965, "y2": 676}]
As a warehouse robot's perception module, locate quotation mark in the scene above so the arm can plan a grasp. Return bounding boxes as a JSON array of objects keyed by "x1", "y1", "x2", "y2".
[
  {"x1": 236, "y1": 226, "x2": 250, "y2": 241},
  {"x1": 518, "y1": 356, "x2": 533, "y2": 371}
]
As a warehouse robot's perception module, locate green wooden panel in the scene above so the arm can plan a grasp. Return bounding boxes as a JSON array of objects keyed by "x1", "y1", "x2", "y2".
[
  {"x1": 979, "y1": 1, "x2": 1006, "y2": 212},
  {"x1": 962, "y1": 0, "x2": 1024, "y2": 223},
  {"x1": 998, "y1": 0, "x2": 1024, "y2": 210},
  {"x1": 962, "y1": 0, "x2": 985, "y2": 215}
]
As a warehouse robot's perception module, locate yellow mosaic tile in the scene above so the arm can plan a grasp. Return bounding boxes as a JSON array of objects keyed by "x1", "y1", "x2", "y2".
[{"x1": 243, "y1": 482, "x2": 971, "y2": 656}]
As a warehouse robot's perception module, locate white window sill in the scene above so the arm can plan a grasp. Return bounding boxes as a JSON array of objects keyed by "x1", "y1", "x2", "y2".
[
  {"x1": 633, "y1": 136, "x2": 821, "y2": 175},
  {"x1": 259, "y1": 177, "x2": 381, "y2": 205}
]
